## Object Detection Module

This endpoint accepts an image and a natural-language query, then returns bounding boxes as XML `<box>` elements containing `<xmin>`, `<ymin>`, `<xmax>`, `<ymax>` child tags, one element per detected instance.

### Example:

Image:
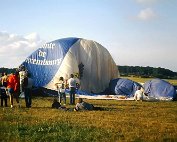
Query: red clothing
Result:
<box><xmin>14</xmin><ymin>74</ymin><xmax>20</xmax><ymax>92</ymax></box>
<box><xmin>7</xmin><ymin>74</ymin><xmax>15</xmax><ymax>89</ymax></box>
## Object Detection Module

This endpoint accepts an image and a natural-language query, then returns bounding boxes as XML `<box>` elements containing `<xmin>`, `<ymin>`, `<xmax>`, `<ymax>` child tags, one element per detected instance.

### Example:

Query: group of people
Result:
<box><xmin>1</xmin><ymin>72</ymin><xmax>143</xmax><ymax>111</ymax></box>
<box><xmin>0</xmin><ymin>70</ymin><xmax>33</xmax><ymax>108</ymax></box>
<box><xmin>53</xmin><ymin>73</ymin><xmax>96</xmax><ymax>111</ymax></box>
<box><xmin>1</xmin><ymin>71</ymin><xmax>145</xmax><ymax>110</ymax></box>
<box><xmin>54</xmin><ymin>73</ymin><xmax>80</xmax><ymax>105</ymax></box>
<box><xmin>53</xmin><ymin>73</ymin><xmax>145</xmax><ymax>111</ymax></box>
<box><xmin>0</xmin><ymin>71</ymin><xmax>93</xmax><ymax>111</ymax></box>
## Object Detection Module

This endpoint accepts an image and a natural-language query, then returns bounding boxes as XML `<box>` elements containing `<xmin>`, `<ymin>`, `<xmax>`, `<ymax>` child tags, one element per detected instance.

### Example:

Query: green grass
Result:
<box><xmin>0</xmin><ymin>97</ymin><xmax>177</xmax><ymax>142</ymax></box>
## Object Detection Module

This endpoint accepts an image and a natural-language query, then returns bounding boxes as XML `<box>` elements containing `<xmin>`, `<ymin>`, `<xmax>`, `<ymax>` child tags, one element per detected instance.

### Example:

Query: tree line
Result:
<box><xmin>0</xmin><ymin>66</ymin><xmax>177</xmax><ymax>79</ymax></box>
<box><xmin>0</xmin><ymin>67</ymin><xmax>16</xmax><ymax>76</ymax></box>
<box><xmin>118</xmin><ymin>66</ymin><xmax>177</xmax><ymax>79</ymax></box>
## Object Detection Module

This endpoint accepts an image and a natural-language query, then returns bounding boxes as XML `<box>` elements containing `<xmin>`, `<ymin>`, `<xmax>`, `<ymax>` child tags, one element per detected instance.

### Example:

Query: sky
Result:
<box><xmin>0</xmin><ymin>0</ymin><xmax>177</xmax><ymax>72</ymax></box>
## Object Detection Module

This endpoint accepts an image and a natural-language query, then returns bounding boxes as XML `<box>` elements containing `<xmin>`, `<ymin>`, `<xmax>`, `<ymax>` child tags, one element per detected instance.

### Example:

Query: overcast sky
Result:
<box><xmin>0</xmin><ymin>0</ymin><xmax>177</xmax><ymax>72</ymax></box>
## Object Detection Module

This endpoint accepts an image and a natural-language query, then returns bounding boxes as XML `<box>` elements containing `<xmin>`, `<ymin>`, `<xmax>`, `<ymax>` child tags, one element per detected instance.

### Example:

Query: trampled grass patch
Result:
<box><xmin>0</xmin><ymin>97</ymin><xmax>177</xmax><ymax>142</ymax></box>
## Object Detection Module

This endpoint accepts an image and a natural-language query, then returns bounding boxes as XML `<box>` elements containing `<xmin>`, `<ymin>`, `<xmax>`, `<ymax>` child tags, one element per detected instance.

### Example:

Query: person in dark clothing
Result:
<box><xmin>52</xmin><ymin>98</ymin><xmax>67</xmax><ymax>110</ymax></box>
<box><xmin>52</xmin><ymin>98</ymin><xmax>61</xmax><ymax>109</ymax></box>
<box><xmin>24</xmin><ymin>73</ymin><xmax>33</xmax><ymax>108</ymax></box>
<box><xmin>1</xmin><ymin>72</ymin><xmax>8</xmax><ymax>107</ymax></box>
<box><xmin>0</xmin><ymin>86</ymin><xmax>8</xmax><ymax>107</ymax></box>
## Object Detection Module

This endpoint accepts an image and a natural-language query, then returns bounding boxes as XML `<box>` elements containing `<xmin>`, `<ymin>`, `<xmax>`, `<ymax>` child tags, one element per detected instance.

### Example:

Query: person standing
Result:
<box><xmin>24</xmin><ymin>73</ymin><xmax>33</xmax><ymax>108</ymax></box>
<box><xmin>67</xmin><ymin>74</ymin><xmax>77</xmax><ymax>105</ymax></box>
<box><xmin>0</xmin><ymin>86</ymin><xmax>8</xmax><ymax>107</ymax></box>
<box><xmin>7</xmin><ymin>73</ymin><xmax>15</xmax><ymax>108</ymax></box>
<box><xmin>1</xmin><ymin>72</ymin><xmax>8</xmax><ymax>107</ymax></box>
<box><xmin>14</xmin><ymin>71</ymin><xmax>21</xmax><ymax>107</ymax></box>
<box><xmin>74</xmin><ymin>74</ymin><xmax>80</xmax><ymax>92</ymax></box>
<box><xmin>1</xmin><ymin>72</ymin><xmax>8</xmax><ymax>87</ymax></box>
<box><xmin>55</xmin><ymin>76</ymin><xmax>66</xmax><ymax>105</ymax></box>
<box><xmin>19</xmin><ymin>69</ymin><xmax>27</xmax><ymax>94</ymax></box>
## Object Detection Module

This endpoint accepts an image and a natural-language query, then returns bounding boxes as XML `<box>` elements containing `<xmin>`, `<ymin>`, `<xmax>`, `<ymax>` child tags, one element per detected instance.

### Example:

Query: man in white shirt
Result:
<box><xmin>67</xmin><ymin>74</ymin><xmax>77</xmax><ymax>105</ymax></box>
<box><xmin>134</xmin><ymin>86</ymin><xmax>143</xmax><ymax>101</ymax></box>
<box><xmin>19</xmin><ymin>70</ymin><xmax>26</xmax><ymax>93</ymax></box>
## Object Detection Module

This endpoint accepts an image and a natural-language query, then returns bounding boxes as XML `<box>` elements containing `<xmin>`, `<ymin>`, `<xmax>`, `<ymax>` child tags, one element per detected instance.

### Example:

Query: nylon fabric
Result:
<box><xmin>143</xmin><ymin>78</ymin><xmax>176</xmax><ymax>99</ymax></box>
<box><xmin>46</xmin><ymin>38</ymin><xmax>118</xmax><ymax>93</ymax></box>
<box><xmin>23</xmin><ymin>38</ymin><xmax>79</xmax><ymax>87</ymax></box>
<box><xmin>109</xmin><ymin>78</ymin><xmax>141</xmax><ymax>97</ymax></box>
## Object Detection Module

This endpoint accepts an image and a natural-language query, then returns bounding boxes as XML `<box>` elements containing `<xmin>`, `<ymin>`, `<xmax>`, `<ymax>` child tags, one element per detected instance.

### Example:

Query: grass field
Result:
<box><xmin>0</xmin><ymin>96</ymin><xmax>177</xmax><ymax>142</ymax></box>
<box><xmin>0</xmin><ymin>77</ymin><xmax>177</xmax><ymax>142</ymax></box>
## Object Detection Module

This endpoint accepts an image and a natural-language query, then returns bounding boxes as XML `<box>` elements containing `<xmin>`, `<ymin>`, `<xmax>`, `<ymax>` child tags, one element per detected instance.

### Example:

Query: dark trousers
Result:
<box><xmin>1</xmin><ymin>88</ymin><xmax>7</xmax><ymax>107</ymax></box>
<box><xmin>1</xmin><ymin>96</ymin><xmax>7</xmax><ymax>107</ymax></box>
<box><xmin>24</xmin><ymin>88</ymin><xmax>32</xmax><ymax>108</ymax></box>
<box><xmin>69</xmin><ymin>87</ymin><xmax>76</xmax><ymax>105</ymax></box>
